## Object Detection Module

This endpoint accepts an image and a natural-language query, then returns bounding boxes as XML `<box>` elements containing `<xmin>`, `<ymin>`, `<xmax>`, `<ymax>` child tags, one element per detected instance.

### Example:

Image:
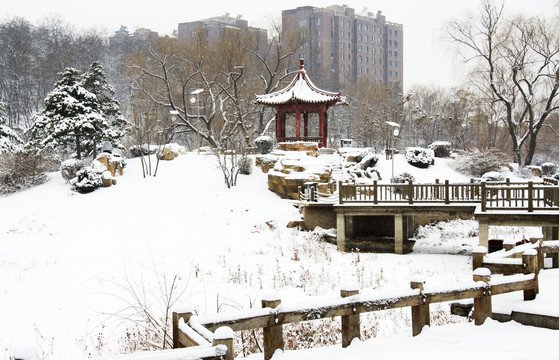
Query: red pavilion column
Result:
<box><xmin>319</xmin><ymin>105</ymin><xmax>326</xmax><ymax>147</ymax></box>
<box><xmin>276</xmin><ymin>106</ymin><xmax>281</xmax><ymax>143</ymax></box>
<box><xmin>303</xmin><ymin>112</ymin><xmax>309</xmax><ymax>138</ymax></box>
<box><xmin>295</xmin><ymin>105</ymin><xmax>301</xmax><ymax>139</ymax></box>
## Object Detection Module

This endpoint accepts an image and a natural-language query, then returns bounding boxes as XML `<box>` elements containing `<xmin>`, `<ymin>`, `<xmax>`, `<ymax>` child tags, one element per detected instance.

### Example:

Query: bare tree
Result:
<box><xmin>447</xmin><ymin>0</ymin><xmax>559</xmax><ymax>165</ymax></box>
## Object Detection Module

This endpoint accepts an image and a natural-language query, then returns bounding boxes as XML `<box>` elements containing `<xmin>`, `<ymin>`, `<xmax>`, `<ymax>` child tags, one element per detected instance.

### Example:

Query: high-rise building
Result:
<box><xmin>282</xmin><ymin>5</ymin><xmax>403</xmax><ymax>89</ymax></box>
<box><xmin>177</xmin><ymin>13</ymin><xmax>267</xmax><ymax>50</ymax></box>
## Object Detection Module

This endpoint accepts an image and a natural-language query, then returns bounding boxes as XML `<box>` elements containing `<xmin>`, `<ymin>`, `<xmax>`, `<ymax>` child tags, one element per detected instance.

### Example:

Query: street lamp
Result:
<box><xmin>385</xmin><ymin>121</ymin><xmax>400</xmax><ymax>183</ymax></box>
<box><xmin>190</xmin><ymin>88</ymin><xmax>204</xmax><ymax>121</ymax></box>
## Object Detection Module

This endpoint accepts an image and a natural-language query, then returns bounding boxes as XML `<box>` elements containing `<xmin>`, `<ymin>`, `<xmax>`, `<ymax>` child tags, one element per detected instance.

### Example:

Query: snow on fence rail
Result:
<box><xmin>474</xmin><ymin>239</ymin><xmax>559</xmax><ymax>275</ymax></box>
<box><xmin>336</xmin><ymin>178</ymin><xmax>559</xmax><ymax>212</ymax></box>
<box><xmin>171</xmin><ymin>257</ymin><xmax>538</xmax><ymax>360</ymax></box>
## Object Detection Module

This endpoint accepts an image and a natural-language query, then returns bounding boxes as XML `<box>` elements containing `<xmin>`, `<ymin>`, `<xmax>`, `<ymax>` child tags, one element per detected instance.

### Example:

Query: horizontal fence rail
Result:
<box><xmin>336</xmin><ymin>178</ymin><xmax>559</xmax><ymax>212</ymax></box>
<box><xmin>172</xmin><ymin>256</ymin><xmax>539</xmax><ymax>360</ymax></box>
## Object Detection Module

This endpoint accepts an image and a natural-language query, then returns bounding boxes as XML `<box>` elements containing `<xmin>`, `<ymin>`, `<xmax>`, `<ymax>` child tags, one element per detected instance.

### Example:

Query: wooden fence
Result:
<box><xmin>337</xmin><ymin>178</ymin><xmax>559</xmax><ymax>212</ymax></box>
<box><xmin>172</xmin><ymin>257</ymin><xmax>538</xmax><ymax>360</ymax></box>
<box><xmin>474</xmin><ymin>239</ymin><xmax>559</xmax><ymax>275</ymax></box>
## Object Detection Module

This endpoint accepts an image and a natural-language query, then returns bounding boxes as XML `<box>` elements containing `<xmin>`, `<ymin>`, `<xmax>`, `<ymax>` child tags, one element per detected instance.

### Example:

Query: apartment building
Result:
<box><xmin>109</xmin><ymin>26</ymin><xmax>159</xmax><ymax>52</ymax></box>
<box><xmin>282</xmin><ymin>5</ymin><xmax>403</xmax><ymax>89</ymax></box>
<box><xmin>177</xmin><ymin>13</ymin><xmax>267</xmax><ymax>50</ymax></box>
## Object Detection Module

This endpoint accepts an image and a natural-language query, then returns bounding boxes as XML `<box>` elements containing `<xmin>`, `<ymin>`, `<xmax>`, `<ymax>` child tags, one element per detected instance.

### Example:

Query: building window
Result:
<box><xmin>341</xmin><ymin>64</ymin><xmax>345</xmax><ymax>70</ymax></box>
<box><xmin>389</xmin><ymin>29</ymin><xmax>392</xmax><ymax>35</ymax></box>
<box><xmin>358</xmin><ymin>23</ymin><xmax>362</xmax><ymax>30</ymax></box>
<box><xmin>316</xmin><ymin>30</ymin><xmax>321</xmax><ymax>36</ymax></box>
<box><xmin>299</xmin><ymin>53</ymin><xmax>306</xmax><ymax>59</ymax></box>
<box><xmin>340</xmin><ymin>19</ymin><xmax>344</xmax><ymax>27</ymax></box>
<box><xmin>317</xmin><ymin>41</ymin><xmax>321</xmax><ymax>48</ymax></box>
<box><xmin>358</xmin><ymin>55</ymin><xmax>362</xmax><ymax>63</ymax></box>
<box><xmin>372</xmin><ymin>26</ymin><xmax>375</xmax><ymax>32</ymax></box>
<box><xmin>389</xmin><ymin>50</ymin><xmax>392</xmax><ymax>56</ymax></box>
<box><xmin>331</xmin><ymin>64</ymin><xmax>334</xmax><ymax>70</ymax></box>
<box><xmin>341</xmin><ymin>53</ymin><xmax>344</xmax><ymax>59</ymax></box>
<box><xmin>347</xmin><ymin>31</ymin><xmax>351</xmax><ymax>38</ymax></box>
<box><xmin>348</xmin><ymin>65</ymin><xmax>351</xmax><ymax>71</ymax></box>
<box><xmin>379</xmin><ymin>49</ymin><xmax>382</xmax><ymax>54</ymax></box>
<box><xmin>298</xmin><ymin>20</ymin><xmax>308</xmax><ymax>27</ymax></box>
<box><xmin>372</xmin><ymin>68</ymin><xmax>376</xmax><ymax>75</ymax></box>
<box><xmin>395</xmin><ymin>30</ymin><xmax>398</xmax><ymax>36</ymax></box>
<box><xmin>378</xmin><ymin>37</ymin><xmax>381</xmax><ymax>44</ymax></box>
<box><xmin>365</xmin><ymin>35</ymin><xmax>368</xmax><ymax>42</ymax></box>
<box><xmin>389</xmin><ymin>60</ymin><xmax>392</xmax><ymax>66</ymax></box>
<box><xmin>395</xmin><ymin>71</ymin><xmax>398</xmax><ymax>77</ymax></box>
<box><xmin>359</xmin><ymin>67</ymin><xmax>362</xmax><ymax>73</ymax></box>
<box><xmin>372</xmin><ymin>36</ymin><xmax>375</xmax><ymax>43</ymax></box>
<box><xmin>395</xmin><ymin>61</ymin><xmax>398</xmax><ymax>67</ymax></box>
<box><xmin>347</xmin><ymin>43</ymin><xmax>351</xmax><ymax>50</ymax></box>
<box><xmin>379</xmin><ymin>58</ymin><xmax>382</xmax><ymax>65</ymax></box>
<box><xmin>394</xmin><ymin>40</ymin><xmax>398</xmax><ymax>46</ymax></box>
<box><xmin>331</xmin><ymin>52</ymin><xmax>334</xmax><ymax>58</ymax></box>
<box><xmin>372</xmin><ymin>58</ymin><xmax>375</xmax><ymax>64</ymax></box>
<box><xmin>366</xmin><ymin>57</ymin><xmax>369</xmax><ymax>63</ymax></box>
<box><xmin>340</xmin><ymin>31</ymin><xmax>344</xmax><ymax>38</ymax></box>
<box><xmin>379</xmin><ymin>69</ymin><xmax>382</xmax><ymax>75</ymax></box>
<box><xmin>358</xmin><ymin>34</ymin><xmax>362</xmax><ymax>41</ymax></box>
<box><xmin>358</xmin><ymin>45</ymin><xmax>362</xmax><ymax>52</ymax></box>
<box><xmin>348</xmin><ymin>54</ymin><xmax>351</xmax><ymax>61</ymax></box>
<box><xmin>365</xmin><ymin>24</ymin><xmax>369</xmax><ymax>31</ymax></box>
<box><xmin>317</xmin><ymin>53</ymin><xmax>321</xmax><ymax>59</ymax></box>
<box><xmin>394</xmin><ymin>51</ymin><xmax>398</xmax><ymax>57</ymax></box>
<box><xmin>316</xmin><ymin>18</ymin><xmax>321</xmax><ymax>25</ymax></box>
<box><xmin>389</xmin><ymin>40</ymin><xmax>392</xmax><ymax>46</ymax></box>
<box><xmin>366</xmin><ymin>68</ymin><xmax>369</xmax><ymax>74</ymax></box>
<box><xmin>341</xmin><ymin>42</ymin><xmax>344</xmax><ymax>49</ymax></box>
<box><xmin>366</xmin><ymin>46</ymin><xmax>369</xmax><ymax>53</ymax></box>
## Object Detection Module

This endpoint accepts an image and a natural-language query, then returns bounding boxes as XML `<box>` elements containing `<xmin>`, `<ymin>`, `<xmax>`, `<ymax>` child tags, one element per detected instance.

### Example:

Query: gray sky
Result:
<box><xmin>2</xmin><ymin>0</ymin><xmax>557</xmax><ymax>91</ymax></box>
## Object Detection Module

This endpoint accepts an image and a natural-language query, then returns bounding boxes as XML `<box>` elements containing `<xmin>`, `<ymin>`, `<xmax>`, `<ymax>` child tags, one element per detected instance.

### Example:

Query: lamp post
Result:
<box><xmin>190</xmin><ymin>88</ymin><xmax>204</xmax><ymax>121</ymax></box>
<box><xmin>385</xmin><ymin>121</ymin><xmax>400</xmax><ymax>183</ymax></box>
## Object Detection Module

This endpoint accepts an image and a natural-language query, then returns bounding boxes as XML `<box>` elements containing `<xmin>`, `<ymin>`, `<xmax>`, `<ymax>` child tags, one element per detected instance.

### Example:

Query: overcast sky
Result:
<box><xmin>2</xmin><ymin>0</ymin><xmax>557</xmax><ymax>91</ymax></box>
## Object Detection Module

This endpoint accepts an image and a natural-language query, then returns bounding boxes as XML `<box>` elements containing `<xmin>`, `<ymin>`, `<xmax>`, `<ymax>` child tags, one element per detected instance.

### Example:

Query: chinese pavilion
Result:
<box><xmin>255</xmin><ymin>59</ymin><xmax>346</xmax><ymax>148</ymax></box>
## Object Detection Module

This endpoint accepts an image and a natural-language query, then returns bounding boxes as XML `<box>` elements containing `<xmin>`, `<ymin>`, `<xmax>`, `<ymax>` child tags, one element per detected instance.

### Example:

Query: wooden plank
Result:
<box><xmin>491</xmin><ymin>279</ymin><xmax>536</xmax><ymax>295</ymax></box>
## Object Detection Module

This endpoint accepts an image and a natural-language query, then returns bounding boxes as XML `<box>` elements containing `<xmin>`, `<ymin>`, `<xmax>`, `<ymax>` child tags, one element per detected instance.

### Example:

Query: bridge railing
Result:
<box><xmin>337</xmin><ymin>179</ymin><xmax>559</xmax><ymax>212</ymax></box>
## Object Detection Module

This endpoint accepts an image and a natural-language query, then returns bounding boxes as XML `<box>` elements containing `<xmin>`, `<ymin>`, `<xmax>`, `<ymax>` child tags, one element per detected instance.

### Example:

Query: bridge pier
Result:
<box><xmin>479</xmin><ymin>220</ymin><xmax>489</xmax><ymax>249</ymax></box>
<box><xmin>395</xmin><ymin>214</ymin><xmax>404</xmax><ymax>254</ymax></box>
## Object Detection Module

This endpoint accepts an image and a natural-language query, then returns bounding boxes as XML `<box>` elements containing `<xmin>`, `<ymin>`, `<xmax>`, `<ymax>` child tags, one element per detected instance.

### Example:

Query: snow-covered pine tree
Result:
<box><xmin>0</xmin><ymin>102</ymin><xmax>22</xmax><ymax>153</ymax></box>
<box><xmin>28</xmin><ymin>68</ymin><xmax>103</xmax><ymax>159</ymax></box>
<box><xmin>80</xmin><ymin>62</ymin><xmax>127</xmax><ymax>156</ymax></box>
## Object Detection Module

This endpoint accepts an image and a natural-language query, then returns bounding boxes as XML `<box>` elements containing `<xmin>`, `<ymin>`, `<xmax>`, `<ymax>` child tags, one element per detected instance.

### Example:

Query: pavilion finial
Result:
<box><xmin>299</xmin><ymin>58</ymin><xmax>305</xmax><ymax>70</ymax></box>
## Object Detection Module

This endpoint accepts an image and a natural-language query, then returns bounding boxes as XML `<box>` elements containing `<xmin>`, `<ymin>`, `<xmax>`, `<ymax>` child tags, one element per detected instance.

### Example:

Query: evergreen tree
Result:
<box><xmin>0</xmin><ymin>102</ymin><xmax>22</xmax><ymax>153</ymax></box>
<box><xmin>28</xmin><ymin>64</ymin><xmax>127</xmax><ymax>159</ymax></box>
<box><xmin>80</xmin><ymin>61</ymin><xmax>127</xmax><ymax>156</ymax></box>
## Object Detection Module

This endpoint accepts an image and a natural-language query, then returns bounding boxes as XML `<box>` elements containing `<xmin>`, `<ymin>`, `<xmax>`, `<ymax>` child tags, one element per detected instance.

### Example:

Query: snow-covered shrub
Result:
<box><xmin>453</xmin><ymin>148</ymin><xmax>509</xmax><ymax>177</ymax></box>
<box><xmin>428</xmin><ymin>141</ymin><xmax>451</xmax><ymax>158</ymax></box>
<box><xmin>553</xmin><ymin>173</ymin><xmax>559</xmax><ymax>181</ymax></box>
<box><xmin>481</xmin><ymin>171</ymin><xmax>504</xmax><ymax>182</ymax></box>
<box><xmin>60</xmin><ymin>158</ymin><xmax>85</xmax><ymax>182</ymax></box>
<box><xmin>356</xmin><ymin>148</ymin><xmax>375</xmax><ymax>163</ymax></box>
<box><xmin>129</xmin><ymin>145</ymin><xmax>149</xmax><ymax>157</ymax></box>
<box><xmin>71</xmin><ymin>167</ymin><xmax>102</xmax><ymax>193</ymax></box>
<box><xmin>0</xmin><ymin>150</ymin><xmax>50</xmax><ymax>194</ymax></box>
<box><xmin>255</xmin><ymin>136</ymin><xmax>274</xmax><ymax>154</ymax></box>
<box><xmin>358</xmin><ymin>153</ymin><xmax>379</xmax><ymax>170</ymax></box>
<box><xmin>394</xmin><ymin>172</ymin><xmax>416</xmax><ymax>184</ymax></box>
<box><xmin>405</xmin><ymin>147</ymin><xmax>434</xmax><ymax>168</ymax></box>
<box><xmin>541</xmin><ymin>162</ymin><xmax>558</xmax><ymax>176</ymax></box>
<box><xmin>239</xmin><ymin>155</ymin><xmax>253</xmax><ymax>175</ymax></box>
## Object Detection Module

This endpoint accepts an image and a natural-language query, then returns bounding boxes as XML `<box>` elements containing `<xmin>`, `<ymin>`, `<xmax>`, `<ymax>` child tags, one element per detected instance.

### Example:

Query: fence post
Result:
<box><xmin>444</xmin><ymin>180</ymin><xmax>450</xmax><ymax>204</ymax></box>
<box><xmin>528</xmin><ymin>181</ymin><xmax>534</xmax><ymax>212</ymax></box>
<box><xmin>410</xmin><ymin>278</ymin><xmax>430</xmax><ymax>336</ymax></box>
<box><xmin>172</xmin><ymin>310</ymin><xmax>193</xmax><ymax>348</ymax></box>
<box><xmin>472</xmin><ymin>268</ymin><xmax>492</xmax><ymax>325</ymax></box>
<box><xmin>523</xmin><ymin>249</ymin><xmax>539</xmax><ymax>300</ymax></box>
<box><xmin>481</xmin><ymin>182</ymin><xmax>487</xmax><ymax>211</ymax></box>
<box><xmin>506</xmin><ymin>178</ymin><xmax>511</xmax><ymax>202</ymax></box>
<box><xmin>340</xmin><ymin>285</ymin><xmax>361</xmax><ymax>347</ymax></box>
<box><xmin>435</xmin><ymin>179</ymin><xmax>440</xmax><ymax>199</ymax></box>
<box><xmin>262</xmin><ymin>296</ymin><xmax>284</xmax><ymax>360</ymax></box>
<box><xmin>373</xmin><ymin>180</ymin><xmax>378</xmax><ymax>204</ymax></box>
<box><xmin>408</xmin><ymin>180</ymin><xmax>414</xmax><ymax>204</ymax></box>
<box><xmin>213</xmin><ymin>327</ymin><xmax>234</xmax><ymax>360</ymax></box>
<box><xmin>472</xmin><ymin>246</ymin><xmax>487</xmax><ymax>271</ymax></box>
<box><xmin>338</xmin><ymin>181</ymin><xmax>343</xmax><ymax>204</ymax></box>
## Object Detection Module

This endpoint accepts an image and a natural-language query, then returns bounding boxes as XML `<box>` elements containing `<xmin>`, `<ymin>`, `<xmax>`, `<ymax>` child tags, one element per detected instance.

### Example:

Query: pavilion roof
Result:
<box><xmin>255</xmin><ymin>59</ymin><xmax>347</xmax><ymax>106</ymax></box>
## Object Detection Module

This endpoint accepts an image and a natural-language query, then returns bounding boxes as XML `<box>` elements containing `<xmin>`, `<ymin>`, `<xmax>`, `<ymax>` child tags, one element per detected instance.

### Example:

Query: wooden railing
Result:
<box><xmin>172</xmin><ymin>260</ymin><xmax>538</xmax><ymax>360</ymax></box>
<box><xmin>474</xmin><ymin>239</ymin><xmax>559</xmax><ymax>275</ymax></box>
<box><xmin>337</xmin><ymin>178</ymin><xmax>559</xmax><ymax>212</ymax></box>
<box><xmin>277</xmin><ymin>137</ymin><xmax>323</xmax><ymax>143</ymax></box>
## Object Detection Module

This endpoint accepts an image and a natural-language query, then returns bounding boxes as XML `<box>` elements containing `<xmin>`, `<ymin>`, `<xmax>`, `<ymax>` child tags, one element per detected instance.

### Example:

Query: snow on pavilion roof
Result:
<box><xmin>255</xmin><ymin>59</ymin><xmax>347</xmax><ymax>106</ymax></box>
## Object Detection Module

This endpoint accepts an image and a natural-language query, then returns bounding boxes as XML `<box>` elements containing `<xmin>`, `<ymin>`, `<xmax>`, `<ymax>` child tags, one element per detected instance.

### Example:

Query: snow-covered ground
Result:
<box><xmin>0</xmin><ymin>152</ymin><xmax>552</xmax><ymax>359</ymax></box>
